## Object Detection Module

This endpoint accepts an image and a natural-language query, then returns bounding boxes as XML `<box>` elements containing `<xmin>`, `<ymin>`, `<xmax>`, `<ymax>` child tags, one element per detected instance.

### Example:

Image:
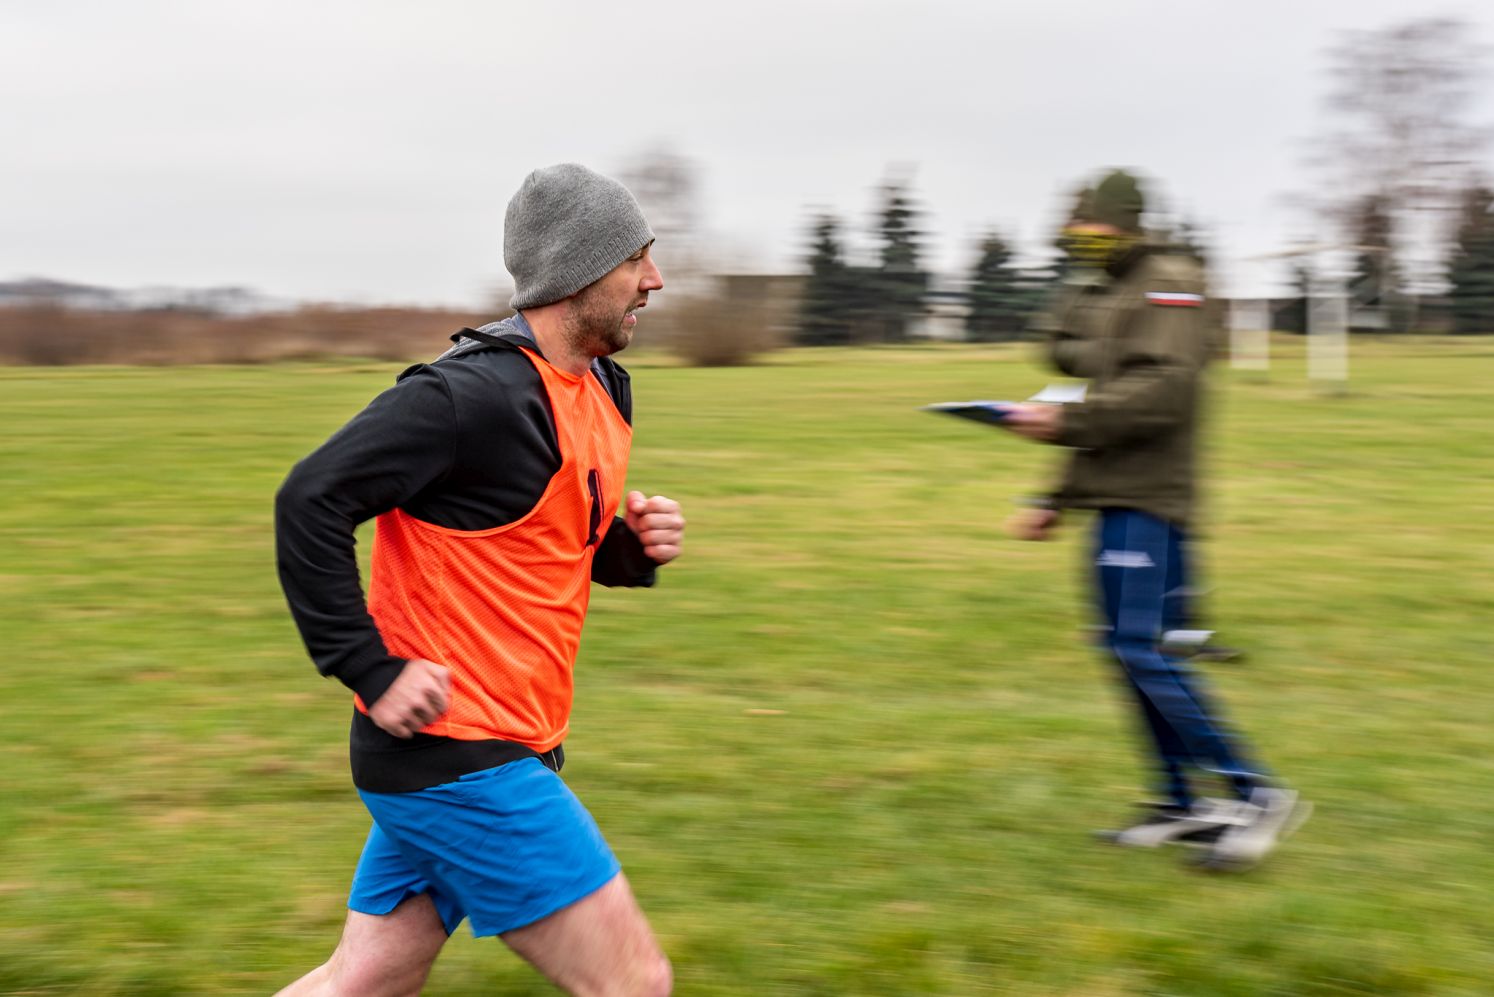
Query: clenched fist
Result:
<box><xmin>369</xmin><ymin>658</ymin><xmax>451</xmax><ymax>739</ymax></box>
<box><xmin>625</xmin><ymin>491</ymin><xmax>685</xmax><ymax>565</ymax></box>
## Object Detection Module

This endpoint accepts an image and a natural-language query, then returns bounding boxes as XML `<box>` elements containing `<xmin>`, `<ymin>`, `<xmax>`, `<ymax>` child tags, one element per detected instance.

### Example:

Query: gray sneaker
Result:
<box><xmin>1197</xmin><ymin>787</ymin><xmax>1311</xmax><ymax>872</ymax></box>
<box><xmin>1096</xmin><ymin>798</ymin><xmax>1249</xmax><ymax>848</ymax></box>
<box><xmin>1161</xmin><ymin>629</ymin><xmax>1247</xmax><ymax>664</ymax></box>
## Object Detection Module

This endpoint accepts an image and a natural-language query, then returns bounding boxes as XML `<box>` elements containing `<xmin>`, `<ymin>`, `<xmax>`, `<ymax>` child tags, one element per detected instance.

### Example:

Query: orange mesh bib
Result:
<box><xmin>362</xmin><ymin>347</ymin><xmax>633</xmax><ymax>750</ymax></box>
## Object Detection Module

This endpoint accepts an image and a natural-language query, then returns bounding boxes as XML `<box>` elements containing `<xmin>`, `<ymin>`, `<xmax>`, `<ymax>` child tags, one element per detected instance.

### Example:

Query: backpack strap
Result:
<box><xmin>446</xmin><ymin>327</ymin><xmax>632</xmax><ymax>424</ymax></box>
<box><xmin>450</xmin><ymin>326</ymin><xmax>533</xmax><ymax>351</ymax></box>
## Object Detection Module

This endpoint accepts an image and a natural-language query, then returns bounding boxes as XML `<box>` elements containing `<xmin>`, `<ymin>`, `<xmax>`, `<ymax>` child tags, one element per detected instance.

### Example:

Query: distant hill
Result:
<box><xmin>0</xmin><ymin>277</ymin><xmax>291</xmax><ymax>316</ymax></box>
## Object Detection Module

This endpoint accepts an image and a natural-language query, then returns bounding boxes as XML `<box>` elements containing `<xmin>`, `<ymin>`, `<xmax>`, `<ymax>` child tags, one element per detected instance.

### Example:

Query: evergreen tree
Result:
<box><xmin>965</xmin><ymin>230</ymin><xmax>1028</xmax><ymax>342</ymax></box>
<box><xmin>797</xmin><ymin>213</ymin><xmax>853</xmax><ymax>346</ymax></box>
<box><xmin>1015</xmin><ymin>260</ymin><xmax>1060</xmax><ymax>324</ymax></box>
<box><xmin>1448</xmin><ymin>184</ymin><xmax>1494</xmax><ymax>334</ymax></box>
<box><xmin>871</xmin><ymin>179</ymin><xmax>928</xmax><ymax>342</ymax></box>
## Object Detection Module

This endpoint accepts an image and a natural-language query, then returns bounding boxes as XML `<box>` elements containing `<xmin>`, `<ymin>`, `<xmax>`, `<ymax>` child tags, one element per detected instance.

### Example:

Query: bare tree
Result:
<box><xmin>615</xmin><ymin>145</ymin><xmax>705</xmax><ymax>286</ymax></box>
<box><xmin>1303</xmin><ymin>17</ymin><xmax>1490</xmax><ymax>313</ymax></box>
<box><xmin>617</xmin><ymin>146</ymin><xmax>785</xmax><ymax>365</ymax></box>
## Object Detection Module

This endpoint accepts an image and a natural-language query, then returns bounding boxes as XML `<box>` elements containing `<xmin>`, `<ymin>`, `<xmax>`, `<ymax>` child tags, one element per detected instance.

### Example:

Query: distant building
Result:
<box><xmin>706</xmin><ymin>268</ymin><xmax>1060</xmax><ymax>345</ymax></box>
<box><xmin>909</xmin><ymin>272</ymin><xmax>970</xmax><ymax>341</ymax></box>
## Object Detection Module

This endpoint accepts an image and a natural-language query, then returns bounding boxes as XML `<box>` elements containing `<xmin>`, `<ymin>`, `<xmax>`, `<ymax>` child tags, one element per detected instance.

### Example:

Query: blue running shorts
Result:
<box><xmin>348</xmin><ymin>757</ymin><xmax>621</xmax><ymax>937</ymax></box>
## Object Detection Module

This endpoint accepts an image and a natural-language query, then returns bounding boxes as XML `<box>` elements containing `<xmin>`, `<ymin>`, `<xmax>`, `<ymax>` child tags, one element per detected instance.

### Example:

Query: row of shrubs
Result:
<box><xmin>0</xmin><ymin>304</ymin><xmax>492</xmax><ymax>366</ymax></box>
<box><xmin>0</xmin><ymin>294</ymin><xmax>788</xmax><ymax>368</ymax></box>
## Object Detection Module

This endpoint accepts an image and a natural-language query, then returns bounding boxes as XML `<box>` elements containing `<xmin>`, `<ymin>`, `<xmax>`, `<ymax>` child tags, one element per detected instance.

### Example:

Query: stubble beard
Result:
<box><xmin>566</xmin><ymin>286</ymin><xmax>636</xmax><ymax>359</ymax></box>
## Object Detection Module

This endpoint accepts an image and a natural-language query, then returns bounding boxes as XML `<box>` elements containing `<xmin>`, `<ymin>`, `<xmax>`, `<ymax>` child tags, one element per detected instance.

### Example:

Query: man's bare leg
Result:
<box><xmin>501</xmin><ymin>873</ymin><xmax>671</xmax><ymax>997</ymax></box>
<box><xmin>275</xmin><ymin>893</ymin><xmax>449</xmax><ymax>997</ymax></box>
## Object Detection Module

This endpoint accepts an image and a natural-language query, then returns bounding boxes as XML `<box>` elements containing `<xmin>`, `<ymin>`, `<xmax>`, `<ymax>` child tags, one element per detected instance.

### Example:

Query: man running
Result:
<box><xmin>275</xmin><ymin>164</ymin><xmax>681</xmax><ymax>994</ymax></box>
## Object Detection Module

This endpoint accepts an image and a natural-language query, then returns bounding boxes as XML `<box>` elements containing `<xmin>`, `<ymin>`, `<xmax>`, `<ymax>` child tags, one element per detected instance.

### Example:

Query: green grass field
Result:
<box><xmin>2</xmin><ymin>338</ymin><xmax>1491</xmax><ymax>995</ymax></box>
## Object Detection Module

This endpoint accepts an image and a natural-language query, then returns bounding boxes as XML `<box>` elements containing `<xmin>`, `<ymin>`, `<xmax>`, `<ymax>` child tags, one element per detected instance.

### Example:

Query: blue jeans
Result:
<box><xmin>1094</xmin><ymin>509</ymin><xmax>1264</xmax><ymax>807</ymax></box>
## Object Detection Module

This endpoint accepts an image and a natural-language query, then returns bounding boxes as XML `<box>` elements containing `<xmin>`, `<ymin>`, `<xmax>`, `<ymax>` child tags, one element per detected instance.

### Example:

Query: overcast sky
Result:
<box><xmin>4</xmin><ymin>0</ymin><xmax>1492</xmax><ymax>307</ymax></box>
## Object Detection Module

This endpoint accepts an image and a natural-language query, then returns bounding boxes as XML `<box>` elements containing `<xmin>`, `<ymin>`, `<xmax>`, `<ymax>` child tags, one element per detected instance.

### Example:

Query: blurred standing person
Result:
<box><xmin>1003</xmin><ymin>169</ymin><xmax>1307</xmax><ymax>872</ymax></box>
<box><xmin>275</xmin><ymin>164</ymin><xmax>681</xmax><ymax>995</ymax></box>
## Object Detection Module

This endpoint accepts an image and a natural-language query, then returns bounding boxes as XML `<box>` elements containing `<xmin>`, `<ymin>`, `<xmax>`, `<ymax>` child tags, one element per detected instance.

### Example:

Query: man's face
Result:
<box><xmin>565</xmin><ymin>242</ymin><xmax>664</xmax><ymax>357</ymax></box>
<box><xmin>1061</xmin><ymin>221</ymin><xmax>1134</xmax><ymax>267</ymax></box>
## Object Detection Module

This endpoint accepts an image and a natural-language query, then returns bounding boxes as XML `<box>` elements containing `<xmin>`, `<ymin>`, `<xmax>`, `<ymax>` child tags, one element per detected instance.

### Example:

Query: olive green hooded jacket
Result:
<box><xmin>1034</xmin><ymin>246</ymin><xmax>1216</xmax><ymax>527</ymax></box>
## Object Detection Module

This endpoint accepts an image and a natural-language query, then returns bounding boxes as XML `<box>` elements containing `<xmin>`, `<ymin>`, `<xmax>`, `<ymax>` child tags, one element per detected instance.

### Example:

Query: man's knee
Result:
<box><xmin>318</xmin><ymin>901</ymin><xmax>446</xmax><ymax>997</ymax></box>
<box><xmin>637</xmin><ymin>952</ymin><xmax>673</xmax><ymax>997</ymax></box>
<box><xmin>581</xmin><ymin>951</ymin><xmax>670</xmax><ymax>997</ymax></box>
<box><xmin>322</xmin><ymin>953</ymin><xmax>429</xmax><ymax>997</ymax></box>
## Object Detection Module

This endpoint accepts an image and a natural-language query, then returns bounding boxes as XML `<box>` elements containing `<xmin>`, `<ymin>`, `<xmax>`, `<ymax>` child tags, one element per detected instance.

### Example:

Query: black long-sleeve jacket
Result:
<box><xmin>275</xmin><ymin>317</ymin><xmax>657</xmax><ymax>790</ymax></box>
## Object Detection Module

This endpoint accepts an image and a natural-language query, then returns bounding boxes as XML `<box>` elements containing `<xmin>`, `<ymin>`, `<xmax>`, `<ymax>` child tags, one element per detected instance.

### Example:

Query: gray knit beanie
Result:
<box><xmin>504</xmin><ymin>164</ymin><xmax>655</xmax><ymax>310</ymax></box>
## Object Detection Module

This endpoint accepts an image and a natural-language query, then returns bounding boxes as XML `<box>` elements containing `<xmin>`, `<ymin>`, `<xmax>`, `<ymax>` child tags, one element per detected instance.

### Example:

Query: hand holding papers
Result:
<box><xmin>922</xmin><ymin>383</ymin><xmax>1086</xmax><ymax>433</ymax></box>
<box><xmin>920</xmin><ymin>400</ymin><xmax>1016</xmax><ymax>426</ymax></box>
